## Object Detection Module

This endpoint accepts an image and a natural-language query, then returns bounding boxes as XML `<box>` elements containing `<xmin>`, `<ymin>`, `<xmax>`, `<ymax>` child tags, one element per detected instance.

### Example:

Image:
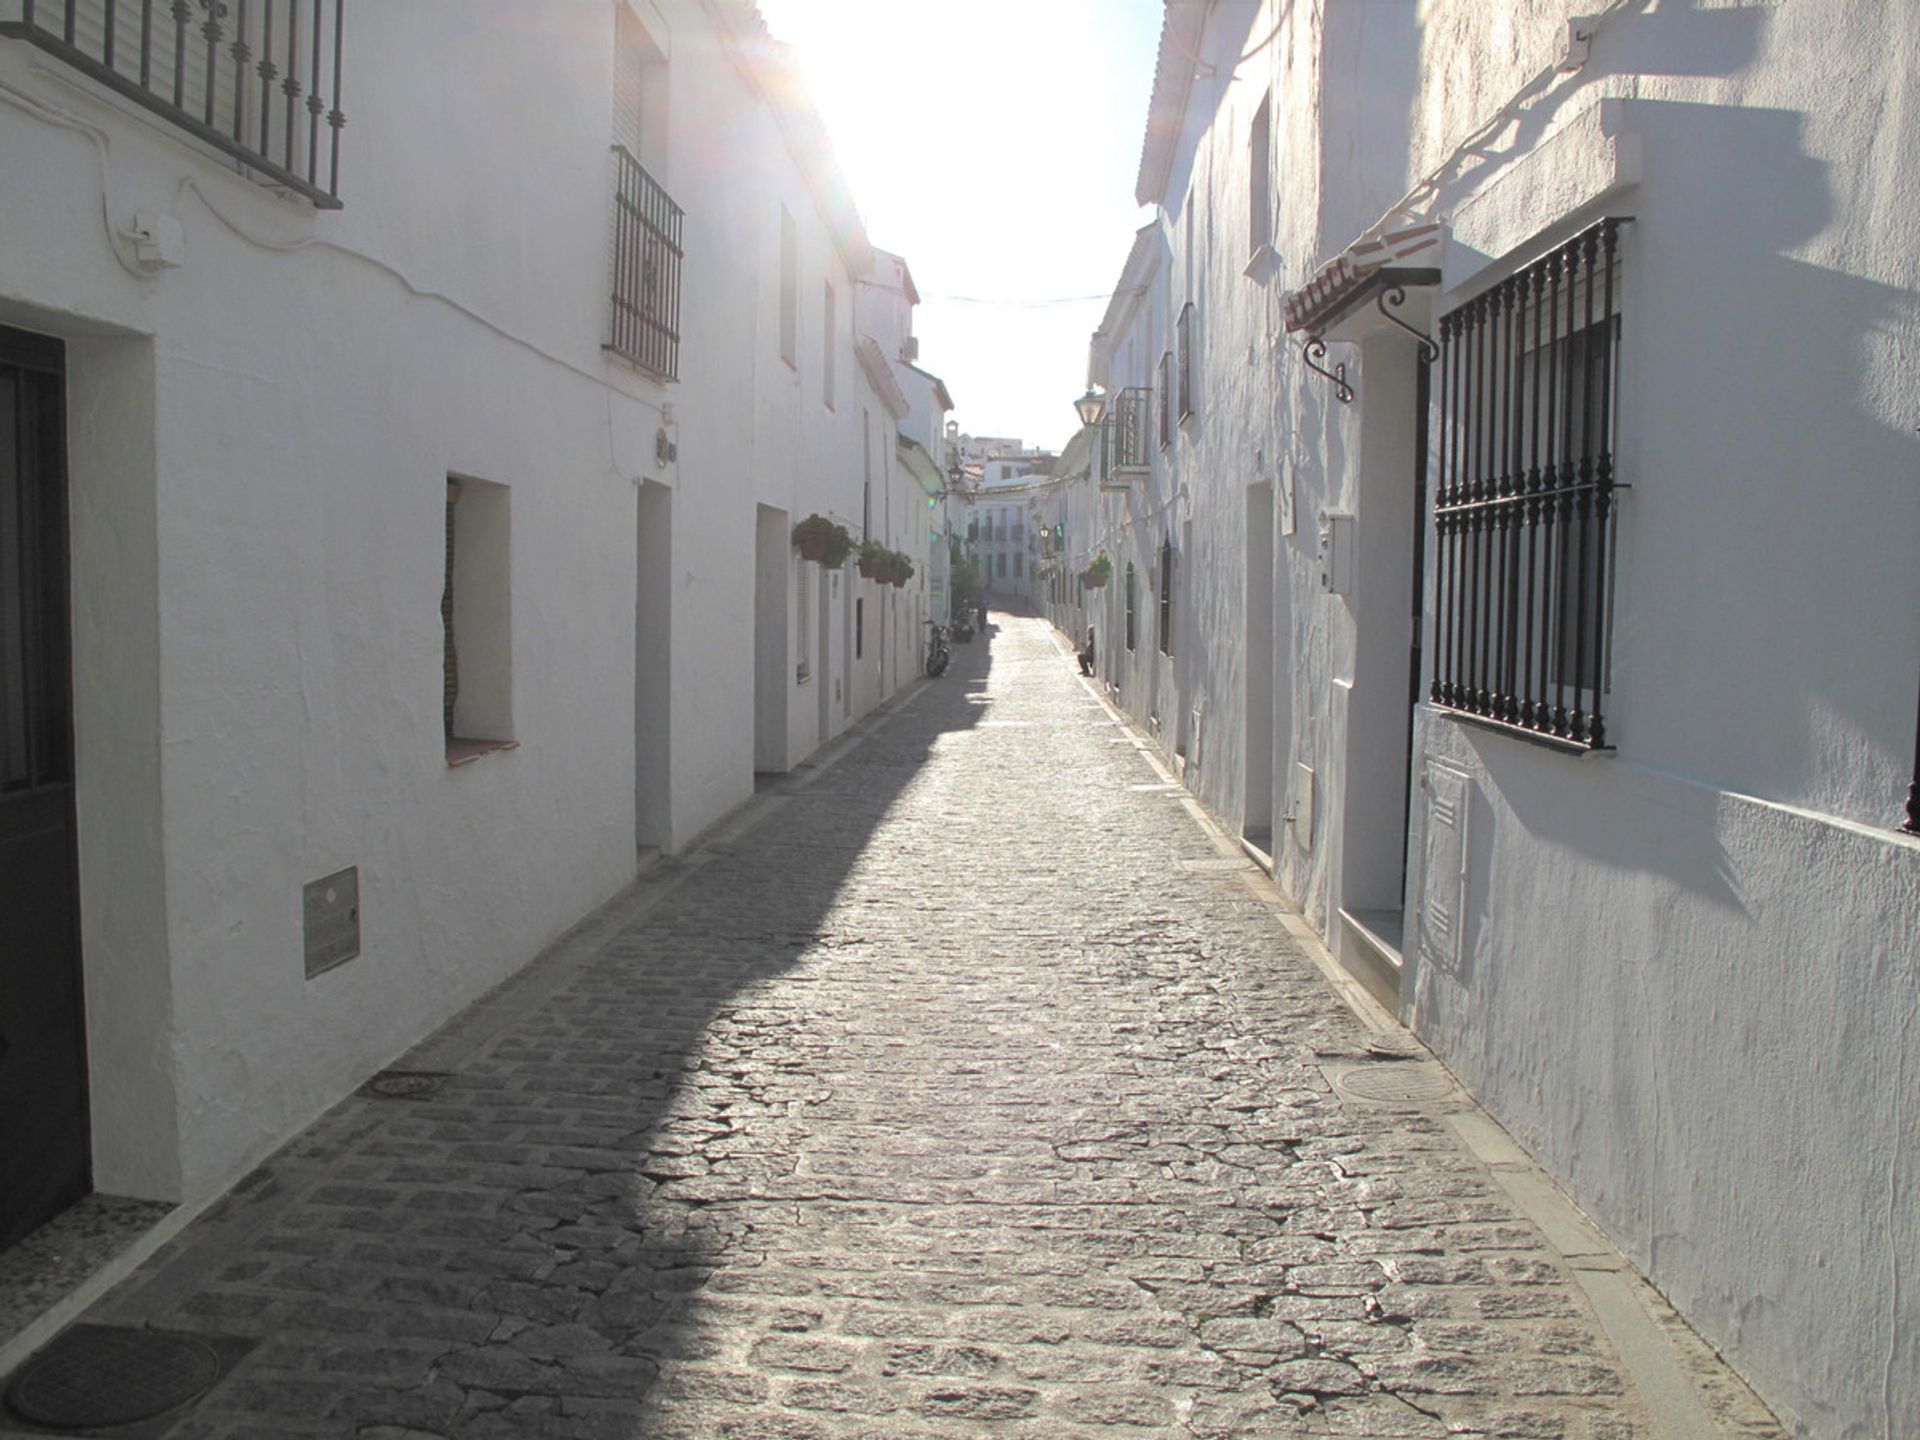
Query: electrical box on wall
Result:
<box><xmin>303</xmin><ymin>867</ymin><xmax>360</xmax><ymax>979</ymax></box>
<box><xmin>1317</xmin><ymin>511</ymin><xmax>1353</xmax><ymax>595</ymax></box>
<box><xmin>1288</xmin><ymin>762</ymin><xmax>1315</xmax><ymax>848</ymax></box>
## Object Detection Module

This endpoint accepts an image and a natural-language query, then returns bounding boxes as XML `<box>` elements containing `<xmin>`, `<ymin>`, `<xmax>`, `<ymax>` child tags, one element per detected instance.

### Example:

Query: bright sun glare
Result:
<box><xmin>755</xmin><ymin>0</ymin><xmax>1163</xmax><ymax>451</ymax></box>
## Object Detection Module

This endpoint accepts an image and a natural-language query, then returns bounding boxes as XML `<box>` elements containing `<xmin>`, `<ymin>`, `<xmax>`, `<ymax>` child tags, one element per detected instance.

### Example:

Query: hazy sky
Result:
<box><xmin>756</xmin><ymin>0</ymin><xmax>1165</xmax><ymax>454</ymax></box>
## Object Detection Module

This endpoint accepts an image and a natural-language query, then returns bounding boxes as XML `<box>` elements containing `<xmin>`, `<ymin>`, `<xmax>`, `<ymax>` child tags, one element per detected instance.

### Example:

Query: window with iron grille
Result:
<box><xmin>608</xmin><ymin>147</ymin><xmax>683</xmax><ymax>380</ymax></box>
<box><xmin>1158</xmin><ymin>352</ymin><xmax>1172</xmax><ymax>448</ymax></box>
<box><xmin>1432</xmin><ymin>216</ymin><xmax>1624</xmax><ymax>751</ymax></box>
<box><xmin>1158</xmin><ymin>538</ymin><xmax>1174</xmax><ymax>655</ymax></box>
<box><xmin>1176</xmin><ymin>303</ymin><xmax>1194</xmax><ymax>421</ymax></box>
<box><xmin>0</xmin><ymin>0</ymin><xmax>348</xmax><ymax>208</ymax></box>
<box><xmin>1125</xmin><ymin>563</ymin><xmax>1137</xmax><ymax>651</ymax></box>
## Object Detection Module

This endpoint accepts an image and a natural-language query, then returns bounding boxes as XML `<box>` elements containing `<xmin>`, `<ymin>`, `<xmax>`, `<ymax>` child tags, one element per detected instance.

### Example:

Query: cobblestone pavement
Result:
<box><xmin>7</xmin><ymin>616</ymin><xmax>1781</xmax><ymax>1440</ymax></box>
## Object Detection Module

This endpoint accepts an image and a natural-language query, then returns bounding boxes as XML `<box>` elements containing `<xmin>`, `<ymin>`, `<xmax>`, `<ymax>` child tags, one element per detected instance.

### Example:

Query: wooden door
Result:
<box><xmin>0</xmin><ymin>325</ymin><xmax>88</xmax><ymax>1252</ymax></box>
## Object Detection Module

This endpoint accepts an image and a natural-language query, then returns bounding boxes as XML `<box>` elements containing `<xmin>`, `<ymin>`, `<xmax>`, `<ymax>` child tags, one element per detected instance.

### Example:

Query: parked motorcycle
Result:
<box><xmin>924</xmin><ymin>621</ymin><xmax>951</xmax><ymax>678</ymax></box>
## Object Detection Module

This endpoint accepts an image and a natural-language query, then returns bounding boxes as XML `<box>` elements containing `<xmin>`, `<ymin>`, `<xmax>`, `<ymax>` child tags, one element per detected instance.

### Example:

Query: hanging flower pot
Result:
<box><xmin>891</xmin><ymin>551</ymin><xmax>914</xmax><ymax>588</ymax></box>
<box><xmin>857</xmin><ymin>540</ymin><xmax>887</xmax><ymax>579</ymax></box>
<box><xmin>792</xmin><ymin>514</ymin><xmax>851</xmax><ymax>567</ymax></box>
<box><xmin>1082</xmin><ymin>553</ymin><xmax>1113</xmax><ymax>588</ymax></box>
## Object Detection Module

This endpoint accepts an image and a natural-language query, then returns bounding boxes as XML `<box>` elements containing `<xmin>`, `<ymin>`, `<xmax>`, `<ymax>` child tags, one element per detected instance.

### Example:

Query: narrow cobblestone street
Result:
<box><xmin>7</xmin><ymin>616</ymin><xmax>1777</xmax><ymax>1440</ymax></box>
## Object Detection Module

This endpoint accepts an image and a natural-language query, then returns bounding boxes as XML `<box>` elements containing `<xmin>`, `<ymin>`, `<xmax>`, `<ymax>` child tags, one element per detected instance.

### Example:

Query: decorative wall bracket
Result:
<box><xmin>1302</xmin><ymin>335</ymin><xmax>1354</xmax><ymax>404</ymax></box>
<box><xmin>1376</xmin><ymin>285</ymin><xmax>1439</xmax><ymax>362</ymax></box>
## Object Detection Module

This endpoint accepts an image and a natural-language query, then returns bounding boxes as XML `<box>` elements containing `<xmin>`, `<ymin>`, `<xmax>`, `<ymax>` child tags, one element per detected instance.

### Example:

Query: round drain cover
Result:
<box><xmin>363</xmin><ymin>1070</ymin><xmax>446</xmax><ymax>1099</ymax></box>
<box><xmin>1336</xmin><ymin>1065</ymin><xmax>1455</xmax><ymax>1105</ymax></box>
<box><xmin>6</xmin><ymin>1325</ymin><xmax>224</xmax><ymax>1428</ymax></box>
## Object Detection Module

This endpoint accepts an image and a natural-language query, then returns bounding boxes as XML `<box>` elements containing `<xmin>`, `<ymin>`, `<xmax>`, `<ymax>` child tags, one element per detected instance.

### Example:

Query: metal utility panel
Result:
<box><xmin>1291</xmin><ymin>762</ymin><xmax>1315</xmax><ymax>848</ymax></box>
<box><xmin>1421</xmin><ymin>763</ymin><xmax>1470</xmax><ymax>976</ymax></box>
<box><xmin>303</xmin><ymin>867</ymin><xmax>361</xmax><ymax>979</ymax></box>
<box><xmin>1317</xmin><ymin>511</ymin><xmax>1354</xmax><ymax>595</ymax></box>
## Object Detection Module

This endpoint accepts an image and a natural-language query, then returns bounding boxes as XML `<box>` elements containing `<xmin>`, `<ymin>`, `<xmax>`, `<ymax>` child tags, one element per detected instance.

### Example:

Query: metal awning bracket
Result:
<box><xmin>1302</xmin><ymin>335</ymin><xmax>1355</xmax><ymax>404</ymax></box>
<box><xmin>1376</xmin><ymin>284</ymin><xmax>1439</xmax><ymax>362</ymax></box>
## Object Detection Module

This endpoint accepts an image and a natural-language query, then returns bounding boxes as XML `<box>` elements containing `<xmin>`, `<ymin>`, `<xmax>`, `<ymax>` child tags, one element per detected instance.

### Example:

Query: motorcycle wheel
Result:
<box><xmin>927</xmin><ymin>649</ymin><xmax>950</xmax><ymax>678</ymax></box>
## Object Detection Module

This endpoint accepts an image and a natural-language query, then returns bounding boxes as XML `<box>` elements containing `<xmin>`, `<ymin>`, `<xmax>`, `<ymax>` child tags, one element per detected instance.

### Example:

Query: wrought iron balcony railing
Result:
<box><xmin>1</xmin><ymin>0</ymin><xmax>346</xmax><ymax>207</ymax></box>
<box><xmin>1100</xmin><ymin>386</ymin><xmax>1151</xmax><ymax>483</ymax></box>
<box><xmin>606</xmin><ymin>144</ymin><xmax>683</xmax><ymax>382</ymax></box>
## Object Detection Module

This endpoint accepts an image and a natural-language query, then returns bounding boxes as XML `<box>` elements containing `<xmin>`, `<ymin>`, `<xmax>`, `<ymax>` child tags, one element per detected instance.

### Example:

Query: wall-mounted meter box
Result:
<box><xmin>1317</xmin><ymin>511</ymin><xmax>1354</xmax><ymax>595</ymax></box>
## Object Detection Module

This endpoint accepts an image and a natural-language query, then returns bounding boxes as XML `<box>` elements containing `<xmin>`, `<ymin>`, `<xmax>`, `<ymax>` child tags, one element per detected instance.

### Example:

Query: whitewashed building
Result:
<box><xmin>858</xmin><ymin>248</ymin><xmax>955</xmax><ymax>626</ymax></box>
<box><xmin>0</xmin><ymin>0</ymin><xmax>941</xmax><ymax>1256</ymax></box>
<box><xmin>1065</xmin><ymin>2</ymin><xmax>1920</xmax><ymax>1434</ymax></box>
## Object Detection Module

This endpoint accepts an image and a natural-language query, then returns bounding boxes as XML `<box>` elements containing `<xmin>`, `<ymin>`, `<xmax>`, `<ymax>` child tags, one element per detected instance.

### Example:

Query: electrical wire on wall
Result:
<box><xmin>0</xmin><ymin>78</ymin><xmax>160</xmax><ymax>279</ymax></box>
<box><xmin>2</xmin><ymin>64</ymin><xmax>666</xmax><ymax>492</ymax></box>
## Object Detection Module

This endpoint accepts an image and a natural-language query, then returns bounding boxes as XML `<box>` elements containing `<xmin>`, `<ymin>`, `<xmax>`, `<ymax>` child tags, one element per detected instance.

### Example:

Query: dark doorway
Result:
<box><xmin>0</xmin><ymin>325</ymin><xmax>89</xmax><ymax>1252</ymax></box>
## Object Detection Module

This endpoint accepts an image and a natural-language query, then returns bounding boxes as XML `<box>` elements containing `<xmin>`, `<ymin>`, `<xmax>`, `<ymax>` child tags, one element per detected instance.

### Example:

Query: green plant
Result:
<box><xmin>1083</xmin><ymin>553</ymin><xmax>1113</xmax><ymax>587</ymax></box>
<box><xmin>891</xmin><ymin>550</ymin><xmax>915</xmax><ymax>586</ymax></box>
<box><xmin>857</xmin><ymin>539</ymin><xmax>888</xmax><ymax>578</ymax></box>
<box><xmin>792</xmin><ymin>514</ymin><xmax>853</xmax><ymax>569</ymax></box>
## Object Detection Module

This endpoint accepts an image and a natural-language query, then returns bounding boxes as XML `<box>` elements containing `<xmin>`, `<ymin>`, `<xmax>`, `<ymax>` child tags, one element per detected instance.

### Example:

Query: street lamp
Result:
<box><xmin>1074</xmin><ymin>386</ymin><xmax>1108</xmax><ymax>429</ymax></box>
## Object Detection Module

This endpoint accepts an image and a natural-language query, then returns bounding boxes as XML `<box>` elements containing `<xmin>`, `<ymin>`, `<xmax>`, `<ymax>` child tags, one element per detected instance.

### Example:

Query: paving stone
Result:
<box><xmin>23</xmin><ymin>616</ymin><xmax>1788</xmax><ymax>1440</ymax></box>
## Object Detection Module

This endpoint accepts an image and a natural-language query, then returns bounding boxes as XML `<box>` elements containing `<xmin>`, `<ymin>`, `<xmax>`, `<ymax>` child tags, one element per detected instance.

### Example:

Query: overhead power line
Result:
<box><xmin>919</xmin><ymin>292</ymin><xmax>1113</xmax><ymax>308</ymax></box>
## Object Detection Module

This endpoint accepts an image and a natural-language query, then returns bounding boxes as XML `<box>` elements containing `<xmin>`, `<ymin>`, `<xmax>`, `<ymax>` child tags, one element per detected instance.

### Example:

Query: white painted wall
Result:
<box><xmin>1087</xmin><ymin>1</ymin><xmax>1920</xmax><ymax>1433</ymax></box>
<box><xmin>0</xmin><ymin>0</ymin><xmax>938</xmax><ymax>1216</ymax></box>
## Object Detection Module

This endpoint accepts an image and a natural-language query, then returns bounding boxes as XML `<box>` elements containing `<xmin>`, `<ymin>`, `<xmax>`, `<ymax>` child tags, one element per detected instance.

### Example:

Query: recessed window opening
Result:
<box><xmin>1125</xmin><ymin>562</ymin><xmax>1137</xmax><ymax>651</ymax></box>
<box><xmin>795</xmin><ymin>555</ymin><xmax>812</xmax><ymax>682</ymax></box>
<box><xmin>1158</xmin><ymin>352</ymin><xmax>1172</xmax><ymax>447</ymax></box>
<box><xmin>444</xmin><ymin>476</ymin><xmax>513</xmax><ymax>761</ymax></box>
<box><xmin>1432</xmin><ymin>216</ymin><xmax>1625</xmax><ymax>751</ymax></box>
<box><xmin>823</xmin><ymin>281</ymin><xmax>837</xmax><ymax>409</ymax></box>
<box><xmin>1177</xmin><ymin>303</ymin><xmax>1195</xmax><ymax>421</ymax></box>
<box><xmin>1158</xmin><ymin>537</ymin><xmax>1175</xmax><ymax>656</ymax></box>
<box><xmin>1249</xmin><ymin>95</ymin><xmax>1272</xmax><ymax>257</ymax></box>
<box><xmin>779</xmin><ymin>206</ymin><xmax>798</xmax><ymax>366</ymax></box>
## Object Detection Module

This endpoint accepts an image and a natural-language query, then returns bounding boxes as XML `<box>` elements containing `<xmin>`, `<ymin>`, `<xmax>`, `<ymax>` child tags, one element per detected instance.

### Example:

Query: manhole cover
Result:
<box><xmin>1335</xmin><ymin>1065</ymin><xmax>1455</xmax><ymax>1105</ymax></box>
<box><xmin>5</xmin><ymin>1325</ymin><xmax>224</xmax><ymax>1429</ymax></box>
<box><xmin>358</xmin><ymin>1069</ymin><xmax>451</xmax><ymax>1100</ymax></box>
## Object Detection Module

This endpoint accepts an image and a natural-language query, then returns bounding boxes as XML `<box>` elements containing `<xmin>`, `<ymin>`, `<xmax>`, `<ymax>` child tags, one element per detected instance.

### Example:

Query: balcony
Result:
<box><xmin>1</xmin><ymin>0</ymin><xmax>346</xmax><ymax>207</ymax></box>
<box><xmin>607</xmin><ymin>144</ymin><xmax>683</xmax><ymax>382</ymax></box>
<box><xmin>1100</xmin><ymin>386</ymin><xmax>1151</xmax><ymax>487</ymax></box>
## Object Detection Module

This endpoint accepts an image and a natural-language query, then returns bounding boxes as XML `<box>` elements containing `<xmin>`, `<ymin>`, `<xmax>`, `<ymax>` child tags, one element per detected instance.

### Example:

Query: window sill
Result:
<box><xmin>446</xmin><ymin>737</ymin><xmax>520</xmax><ymax>767</ymax></box>
<box><xmin>1244</xmin><ymin>244</ymin><xmax>1278</xmax><ymax>282</ymax></box>
<box><xmin>1433</xmin><ymin>705</ymin><xmax>1614</xmax><ymax>757</ymax></box>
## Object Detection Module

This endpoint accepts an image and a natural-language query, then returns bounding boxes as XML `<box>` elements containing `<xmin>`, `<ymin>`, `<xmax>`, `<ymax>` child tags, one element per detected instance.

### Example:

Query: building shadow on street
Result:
<box><xmin>10</xmin><ymin>640</ymin><xmax>1004</xmax><ymax>1438</ymax></box>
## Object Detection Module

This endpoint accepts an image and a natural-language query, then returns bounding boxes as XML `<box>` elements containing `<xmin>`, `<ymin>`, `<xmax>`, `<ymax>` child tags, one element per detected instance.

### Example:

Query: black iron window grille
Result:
<box><xmin>1158</xmin><ymin>352</ymin><xmax>1172</xmax><ymax>448</ymax></box>
<box><xmin>1158</xmin><ymin>537</ymin><xmax>1174</xmax><ymax>655</ymax></box>
<box><xmin>2</xmin><ymin>0</ymin><xmax>346</xmax><ymax>207</ymax></box>
<box><xmin>1101</xmin><ymin>386</ymin><xmax>1151</xmax><ymax>476</ymax></box>
<box><xmin>1176</xmin><ymin>302</ymin><xmax>1195</xmax><ymax>421</ymax></box>
<box><xmin>607</xmin><ymin>144</ymin><xmax>683</xmax><ymax>381</ymax></box>
<box><xmin>1432</xmin><ymin>216</ymin><xmax>1625</xmax><ymax>752</ymax></box>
